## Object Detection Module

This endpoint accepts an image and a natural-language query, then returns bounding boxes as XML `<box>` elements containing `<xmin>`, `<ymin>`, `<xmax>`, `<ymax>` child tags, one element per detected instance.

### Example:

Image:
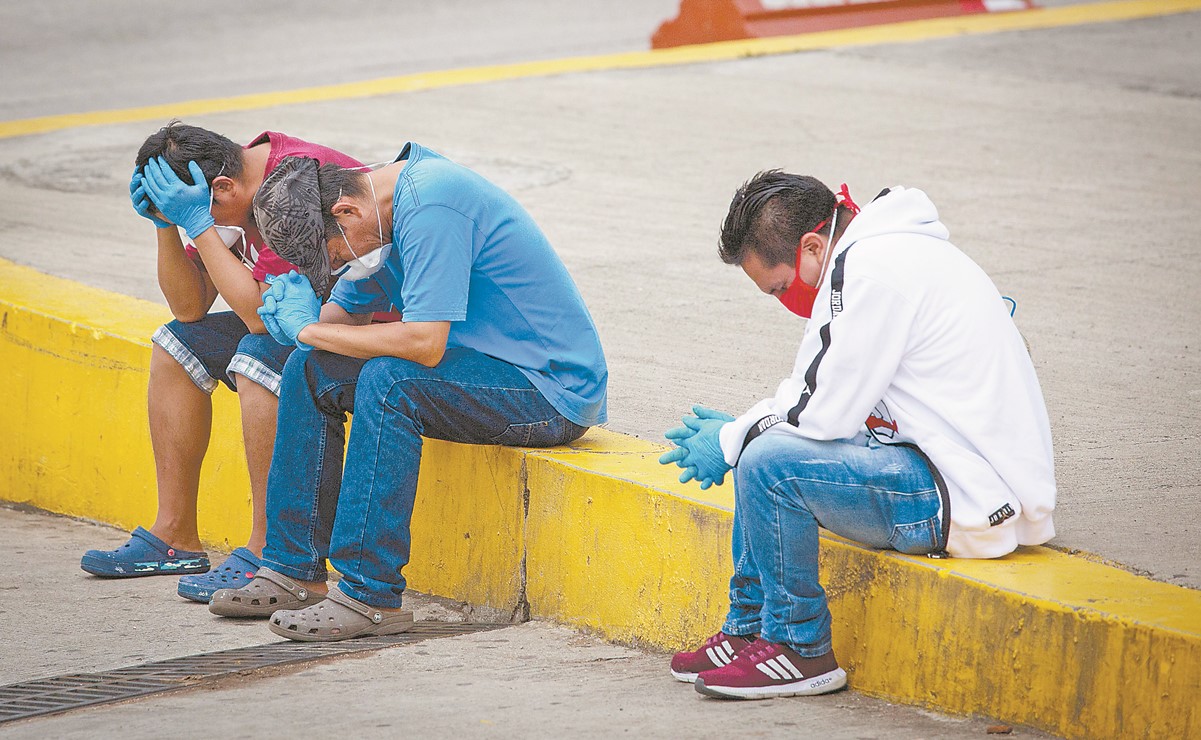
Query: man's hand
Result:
<box><xmin>691</xmin><ymin>405</ymin><xmax>735</xmax><ymax>423</ymax></box>
<box><xmin>129</xmin><ymin>171</ymin><xmax>171</xmax><ymax>229</ymax></box>
<box><xmin>140</xmin><ymin>157</ymin><xmax>215</xmax><ymax>239</ymax></box>
<box><xmin>258</xmin><ymin>272</ymin><xmax>320</xmax><ymax>350</ymax></box>
<box><xmin>658</xmin><ymin>405</ymin><xmax>734</xmax><ymax>490</ymax></box>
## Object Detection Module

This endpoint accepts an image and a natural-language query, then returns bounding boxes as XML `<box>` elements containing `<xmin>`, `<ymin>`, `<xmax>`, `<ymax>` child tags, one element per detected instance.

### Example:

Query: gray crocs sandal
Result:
<box><xmin>208</xmin><ymin>566</ymin><xmax>324</xmax><ymax>618</ymax></box>
<box><xmin>268</xmin><ymin>587</ymin><xmax>414</xmax><ymax>642</ymax></box>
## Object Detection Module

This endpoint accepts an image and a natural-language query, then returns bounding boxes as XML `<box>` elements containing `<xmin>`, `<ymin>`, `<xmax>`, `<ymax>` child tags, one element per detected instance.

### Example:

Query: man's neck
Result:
<box><xmin>368</xmin><ymin>160</ymin><xmax>406</xmax><ymax>240</ymax></box>
<box><xmin>234</xmin><ymin>143</ymin><xmax>272</xmax><ymax>239</ymax></box>
<box><xmin>241</xmin><ymin>142</ymin><xmax>271</xmax><ymax>191</ymax></box>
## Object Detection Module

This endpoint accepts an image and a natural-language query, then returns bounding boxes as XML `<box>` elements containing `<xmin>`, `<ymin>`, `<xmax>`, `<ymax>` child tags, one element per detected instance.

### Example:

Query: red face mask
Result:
<box><xmin>776</xmin><ymin>184</ymin><xmax>859</xmax><ymax>319</ymax></box>
<box><xmin>778</xmin><ymin>246</ymin><xmax>819</xmax><ymax>318</ymax></box>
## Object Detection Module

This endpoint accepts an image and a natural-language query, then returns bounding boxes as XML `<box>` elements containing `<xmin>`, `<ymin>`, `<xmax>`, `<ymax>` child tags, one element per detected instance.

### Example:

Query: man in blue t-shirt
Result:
<box><xmin>208</xmin><ymin>147</ymin><xmax>608</xmax><ymax>640</ymax></box>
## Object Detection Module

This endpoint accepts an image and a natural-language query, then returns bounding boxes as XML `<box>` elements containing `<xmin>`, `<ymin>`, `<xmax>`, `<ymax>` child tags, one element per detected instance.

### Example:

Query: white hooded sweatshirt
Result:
<box><xmin>718</xmin><ymin>187</ymin><xmax>1056</xmax><ymax>559</ymax></box>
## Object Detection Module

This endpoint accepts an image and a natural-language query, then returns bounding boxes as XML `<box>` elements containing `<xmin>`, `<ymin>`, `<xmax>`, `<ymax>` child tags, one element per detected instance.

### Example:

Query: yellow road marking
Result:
<box><xmin>1</xmin><ymin>0</ymin><xmax>1198</xmax><ymax>140</ymax></box>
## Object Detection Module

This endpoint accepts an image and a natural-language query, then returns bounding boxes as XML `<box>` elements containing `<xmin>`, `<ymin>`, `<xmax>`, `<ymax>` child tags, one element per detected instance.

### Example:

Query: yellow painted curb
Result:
<box><xmin>2</xmin><ymin>0</ymin><xmax>1199</xmax><ymax>140</ymax></box>
<box><xmin>2</xmin><ymin>255</ymin><xmax>1199</xmax><ymax>739</ymax></box>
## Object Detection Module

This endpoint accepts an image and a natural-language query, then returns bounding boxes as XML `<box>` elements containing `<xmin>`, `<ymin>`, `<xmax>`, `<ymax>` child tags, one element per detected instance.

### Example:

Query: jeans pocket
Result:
<box><xmin>490</xmin><ymin>422</ymin><xmax>538</xmax><ymax>446</ymax></box>
<box><xmin>888</xmin><ymin>517</ymin><xmax>939</xmax><ymax>555</ymax></box>
<box><xmin>490</xmin><ymin>417</ymin><xmax>587</xmax><ymax>447</ymax></box>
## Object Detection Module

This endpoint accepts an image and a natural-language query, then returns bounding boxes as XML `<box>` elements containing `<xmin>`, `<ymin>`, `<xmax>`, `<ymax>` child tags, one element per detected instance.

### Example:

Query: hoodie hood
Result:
<box><xmin>835</xmin><ymin>186</ymin><xmax>949</xmax><ymax>255</ymax></box>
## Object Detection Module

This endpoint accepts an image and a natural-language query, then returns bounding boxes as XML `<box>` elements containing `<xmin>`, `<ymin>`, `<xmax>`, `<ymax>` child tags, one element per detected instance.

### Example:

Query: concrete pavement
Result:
<box><xmin>0</xmin><ymin>505</ymin><xmax>1054</xmax><ymax>739</ymax></box>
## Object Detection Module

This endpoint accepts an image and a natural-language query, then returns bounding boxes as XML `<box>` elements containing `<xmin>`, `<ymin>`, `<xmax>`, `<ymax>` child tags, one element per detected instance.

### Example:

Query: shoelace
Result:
<box><xmin>726</xmin><ymin>640</ymin><xmax>775</xmax><ymax>665</ymax></box>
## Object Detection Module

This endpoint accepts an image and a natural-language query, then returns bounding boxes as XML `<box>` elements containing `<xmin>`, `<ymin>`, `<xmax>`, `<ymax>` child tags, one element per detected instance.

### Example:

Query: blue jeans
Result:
<box><xmin>262</xmin><ymin>347</ymin><xmax>588</xmax><ymax>607</ymax></box>
<box><xmin>722</xmin><ymin>432</ymin><xmax>945</xmax><ymax>657</ymax></box>
<box><xmin>152</xmin><ymin>311</ymin><xmax>295</xmax><ymax>395</ymax></box>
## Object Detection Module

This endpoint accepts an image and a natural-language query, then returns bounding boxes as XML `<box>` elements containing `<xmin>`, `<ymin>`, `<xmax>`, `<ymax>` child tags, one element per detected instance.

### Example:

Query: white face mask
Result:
<box><xmin>214</xmin><ymin>225</ymin><xmax>256</xmax><ymax>269</ymax></box>
<box><xmin>332</xmin><ymin>174</ymin><xmax>389</xmax><ymax>282</ymax></box>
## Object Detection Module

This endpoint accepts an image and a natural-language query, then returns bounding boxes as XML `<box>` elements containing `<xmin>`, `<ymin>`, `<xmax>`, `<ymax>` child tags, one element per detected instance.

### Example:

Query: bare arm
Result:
<box><xmin>298</xmin><ymin>319</ymin><xmax>450</xmax><ymax>367</ymax></box>
<box><xmin>189</xmin><ymin>227</ymin><xmax>269</xmax><ymax>333</ymax></box>
<box><xmin>319</xmin><ymin>301</ymin><xmax>374</xmax><ymax>325</ymax></box>
<box><xmin>156</xmin><ymin>226</ymin><xmax>218</xmax><ymax>322</ymax></box>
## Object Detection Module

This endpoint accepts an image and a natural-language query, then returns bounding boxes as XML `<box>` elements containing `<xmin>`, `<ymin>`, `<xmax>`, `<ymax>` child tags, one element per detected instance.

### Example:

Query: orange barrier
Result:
<box><xmin>651</xmin><ymin>0</ymin><xmax>1035</xmax><ymax>48</ymax></box>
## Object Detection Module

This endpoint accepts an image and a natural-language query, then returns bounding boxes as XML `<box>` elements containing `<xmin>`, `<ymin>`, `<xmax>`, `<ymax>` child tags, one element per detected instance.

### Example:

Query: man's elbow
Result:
<box><xmin>416</xmin><ymin>343</ymin><xmax>446</xmax><ymax>368</ymax></box>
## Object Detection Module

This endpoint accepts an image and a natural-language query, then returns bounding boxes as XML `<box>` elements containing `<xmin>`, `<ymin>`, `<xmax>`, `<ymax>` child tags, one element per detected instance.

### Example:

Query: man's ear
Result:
<box><xmin>331</xmin><ymin>200</ymin><xmax>361</xmax><ymax>219</ymax></box>
<box><xmin>210</xmin><ymin>175</ymin><xmax>236</xmax><ymax>199</ymax></box>
<box><xmin>799</xmin><ymin>231</ymin><xmax>826</xmax><ymax>257</ymax></box>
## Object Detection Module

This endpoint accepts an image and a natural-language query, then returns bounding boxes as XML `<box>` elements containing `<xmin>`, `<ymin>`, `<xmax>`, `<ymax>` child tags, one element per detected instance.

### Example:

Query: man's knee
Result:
<box><xmin>150</xmin><ymin>323</ymin><xmax>219</xmax><ymax>394</ymax></box>
<box><xmin>355</xmin><ymin>357</ymin><xmax>430</xmax><ymax>412</ymax></box>
<box><xmin>277</xmin><ymin>350</ymin><xmax>366</xmax><ymax>414</ymax></box>
<box><xmin>230</xmin><ymin>334</ymin><xmax>292</xmax><ymax>396</ymax></box>
<box><xmin>735</xmin><ymin>433</ymin><xmax>831</xmax><ymax>501</ymax></box>
<box><xmin>737</xmin><ymin>433</ymin><xmax>794</xmax><ymax>479</ymax></box>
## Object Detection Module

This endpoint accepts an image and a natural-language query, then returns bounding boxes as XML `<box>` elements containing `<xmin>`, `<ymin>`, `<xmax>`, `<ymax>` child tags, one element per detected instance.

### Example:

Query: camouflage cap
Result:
<box><xmin>252</xmin><ymin>156</ymin><xmax>331</xmax><ymax>297</ymax></box>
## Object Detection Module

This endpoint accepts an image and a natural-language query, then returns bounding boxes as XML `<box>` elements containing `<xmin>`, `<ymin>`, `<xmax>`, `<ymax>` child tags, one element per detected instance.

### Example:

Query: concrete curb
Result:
<box><xmin>2</xmin><ymin>257</ymin><xmax>1198</xmax><ymax>739</ymax></box>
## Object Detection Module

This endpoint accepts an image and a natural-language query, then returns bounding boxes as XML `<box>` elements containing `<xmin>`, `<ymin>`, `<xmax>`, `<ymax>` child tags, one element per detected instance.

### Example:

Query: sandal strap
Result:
<box><xmin>253</xmin><ymin>566</ymin><xmax>312</xmax><ymax>601</ymax></box>
<box><xmin>327</xmin><ymin>587</ymin><xmax>387</xmax><ymax>624</ymax></box>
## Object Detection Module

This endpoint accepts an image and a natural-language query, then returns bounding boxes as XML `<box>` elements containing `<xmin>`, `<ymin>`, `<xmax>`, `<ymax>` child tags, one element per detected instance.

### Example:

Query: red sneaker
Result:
<box><xmin>670</xmin><ymin>631</ymin><xmax>756</xmax><ymax>683</ymax></box>
<box><xmin>695</xmin><ymin>639</ymin><xmax>846</xmax><ymax>699</ymax></box>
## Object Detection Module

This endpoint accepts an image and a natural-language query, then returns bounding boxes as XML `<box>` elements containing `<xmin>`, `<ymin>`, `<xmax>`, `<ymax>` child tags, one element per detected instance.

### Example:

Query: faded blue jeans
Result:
<box><xmin>261</xmin><ymin>347</ymin><xmax>587</xmax><ymax>607</ymax></box>
<box><xmin>722</xmin><ymin>431</ymin><xmax>945</xmax><ymax>657</ymax></box>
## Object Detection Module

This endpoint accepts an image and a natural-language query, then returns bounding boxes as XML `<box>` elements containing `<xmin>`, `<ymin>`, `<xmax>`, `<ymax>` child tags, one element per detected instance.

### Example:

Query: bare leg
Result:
<box><xmin>235</xmin><ymin>375</ymin><xmax>278</xmax><ymax>558</ymax></box>
<box><xmin>146</xmin><ymin>343</ymin><xmax>209</xmax><ymax>552</ymax></box>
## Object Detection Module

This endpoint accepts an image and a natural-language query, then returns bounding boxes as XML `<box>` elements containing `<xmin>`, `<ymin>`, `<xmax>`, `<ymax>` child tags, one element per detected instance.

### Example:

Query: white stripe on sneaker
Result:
<box><xmin>773</xmin><ymin>654</ymin><xmax>806</xmax><ymax>680</ymax></box>
<box><xmin>756</xmin><ymin>661</ymin><xmax>783</xmax><ymax>680</ymax></box>
<box><xmin>720</xmin><ymin>640</ymin><xmax>734</xmax><ymax>661</ymax></box>
<box><xmin>706</xmin><ymin>647</ymin><xmax>724</xmax><ymax>666</ymax></box>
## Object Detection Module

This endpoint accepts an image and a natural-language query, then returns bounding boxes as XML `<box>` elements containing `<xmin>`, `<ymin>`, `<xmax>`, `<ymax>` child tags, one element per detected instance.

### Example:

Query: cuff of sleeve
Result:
<box><xmin>400</xmin><ymin>311</ymin><xmax>466</xmax><ymax>322</ymax></box>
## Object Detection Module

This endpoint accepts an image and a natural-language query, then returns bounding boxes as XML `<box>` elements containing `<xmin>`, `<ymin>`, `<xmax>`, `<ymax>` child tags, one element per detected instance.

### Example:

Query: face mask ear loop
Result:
<box><xmin>208</xmin><ymin>163</ymin><xmax>225</xmax><ymax>214</ymax></box>
<box><xmin>814</xmin><ymin>206</ymin><xmax>838</xmax><ymax>290</ymax></box>
<box><xmin>364</xmin><ymin>174</ymin><xmax>385</xmax><ymax>249</ymax></box>
<box><xmin>335</xmin><ymin>185</ymin><xmax>361</xmax><ymax>262</ymax></box>
<box><xmin>209</xmin><ymin>164</ymin><xmax>252</xmax><ymax>268</ymax></box>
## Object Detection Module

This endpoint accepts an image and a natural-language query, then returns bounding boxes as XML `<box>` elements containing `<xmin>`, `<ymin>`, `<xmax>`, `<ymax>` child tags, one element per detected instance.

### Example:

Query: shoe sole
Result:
<box><xmin>670</xmin><ymin>669</ymin><xmax>699</xmax><ymax>683</ymax></box>
<box><xmin>209</xmin><ymin>591</ymin><xmax>324</xmax><ymax>618</ymax></box>
<box><xmin>178</xmin><ymin>577</ymin><xmax>255</xmax><ymax>604</ymax></box>
<box><xmin>695</xmin><ymin>668</ymin><xmax>847</xmax><ymax>700</ymax></box>
<box><xmin>176</xmin><ymin>584</ymin><xmax>216</xmax><ymax>603</ymax></box>
<box><xmin>268</xmin><ymin>613</ymin><xmax>415</xmax><ymax>642</ymax></box>
<box><xmin>81</xmin><ymin>556</ymin><xmax>209</xmax><ymax>578</ymax></box>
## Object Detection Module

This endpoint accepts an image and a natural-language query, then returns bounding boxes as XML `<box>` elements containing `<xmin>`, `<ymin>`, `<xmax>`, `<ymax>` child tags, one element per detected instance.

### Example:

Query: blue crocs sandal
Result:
<box><xmin>177</xmin><ymin>547</ymin><xmax>261</xmax><ymax>603</ymax></box>
<box><xmin>80</xmin><ymin>526</ymin><xmax>210</xmax><ymax>578</ymax></box>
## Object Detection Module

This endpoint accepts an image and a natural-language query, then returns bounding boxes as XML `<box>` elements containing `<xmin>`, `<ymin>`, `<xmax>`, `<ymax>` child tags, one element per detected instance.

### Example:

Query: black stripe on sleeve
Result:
<box><xmin>785</xmin><ymin>247</ymin><xmax>852</xmax><ymax>425</ymax></box>
<box><xmin>739</xmin><ymin>414</ymin><xmax>784</xmax><ymax>456</ymax></box>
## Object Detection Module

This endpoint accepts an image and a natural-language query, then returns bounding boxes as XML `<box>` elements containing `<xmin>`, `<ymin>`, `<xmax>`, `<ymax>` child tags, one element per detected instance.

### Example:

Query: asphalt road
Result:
<box><xmin>0</xmin><ymin>1</ymin><xmax>1197</xmax><ymax>599</ymax></box>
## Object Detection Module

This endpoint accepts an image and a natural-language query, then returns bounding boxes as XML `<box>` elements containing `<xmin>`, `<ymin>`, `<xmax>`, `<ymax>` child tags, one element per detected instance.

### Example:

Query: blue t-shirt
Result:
<box><xmin>329</xmin><ymin>142</ymin><xmax>608</xmax><ymax>427</ymax></box>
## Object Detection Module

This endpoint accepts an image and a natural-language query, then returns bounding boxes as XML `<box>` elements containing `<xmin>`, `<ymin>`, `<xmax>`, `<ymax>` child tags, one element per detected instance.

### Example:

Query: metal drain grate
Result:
<box><xmin>0</xmin><ymin>621</ymin><xmax>505</xmax><ymax>725</ymax></box>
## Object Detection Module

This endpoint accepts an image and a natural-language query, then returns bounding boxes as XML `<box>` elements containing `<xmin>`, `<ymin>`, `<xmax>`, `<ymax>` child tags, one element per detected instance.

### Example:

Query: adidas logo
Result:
<box><xmin>705</xmin><ymin>640</ymin><xmax>738</xmax><ymax>667</ymax></box>
<box><xmin>754</xmin><ymin>654</ymin><xmax>807</xmax><ymax>681</ymax></box>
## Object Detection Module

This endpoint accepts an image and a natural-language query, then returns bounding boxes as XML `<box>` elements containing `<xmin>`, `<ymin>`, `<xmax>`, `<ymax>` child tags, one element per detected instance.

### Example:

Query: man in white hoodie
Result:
<box><xmin>661</xmin><ymin>171</ymin><xmax>1056</xmax><ymax>700</ymax></box>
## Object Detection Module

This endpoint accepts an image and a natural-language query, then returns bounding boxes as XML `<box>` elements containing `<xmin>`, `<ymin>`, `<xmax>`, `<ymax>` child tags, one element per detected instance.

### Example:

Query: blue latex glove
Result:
<box><xmin>659</xmin><ymin>405</ymin><xmax>735</xmax><ymax>470</ymax></box>
<box><xmin>692</xmin><ymin>405</ymin><xmax>735</xmax><ymax>423</ymax></box>
<box><xmin>257</xmin><ymin>293</ymin><xmax>292</xmax><ymax>347</ymax></box>
<box><xmin>659</xmin><ymin>406</ymin><xmax>734</xmax><ymax>490</ymax></box>
<box><xmin>129</xmin><ymin>171</ymin><xmax>171</xmax><ymax>228</ymax></box>
<box><xmin>140</xmin><ymin>157</ymin><xmax>214</xmax><ymax>239</ymax></box>
<box><xmin>258</xmin><ymin>272</ymin><xmax>319</xmax><ymax>350</ymax></box>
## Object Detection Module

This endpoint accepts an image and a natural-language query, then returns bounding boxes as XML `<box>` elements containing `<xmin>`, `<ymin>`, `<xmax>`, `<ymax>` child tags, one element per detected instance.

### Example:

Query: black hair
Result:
<box><xmin>718</xmin><ymin>170</ymin><xmax>852</xmax><ymax>267</ymax></box>
<box><xmin>316</xmin><ymin>163</ymin><xmax>371</xmax><ymax>241</ymax></box>
<box><xmin>134</xmin><ymin>120</ymin><xmax>244</xmax><ymax>185</ymax></box>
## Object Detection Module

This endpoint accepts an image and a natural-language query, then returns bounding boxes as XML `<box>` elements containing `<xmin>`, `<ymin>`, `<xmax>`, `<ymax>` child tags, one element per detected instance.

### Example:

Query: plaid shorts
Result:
<box><xmin>151</xmin><ymin>311</ymin><xmax>295</xmax><ymax>396</ymax></box>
